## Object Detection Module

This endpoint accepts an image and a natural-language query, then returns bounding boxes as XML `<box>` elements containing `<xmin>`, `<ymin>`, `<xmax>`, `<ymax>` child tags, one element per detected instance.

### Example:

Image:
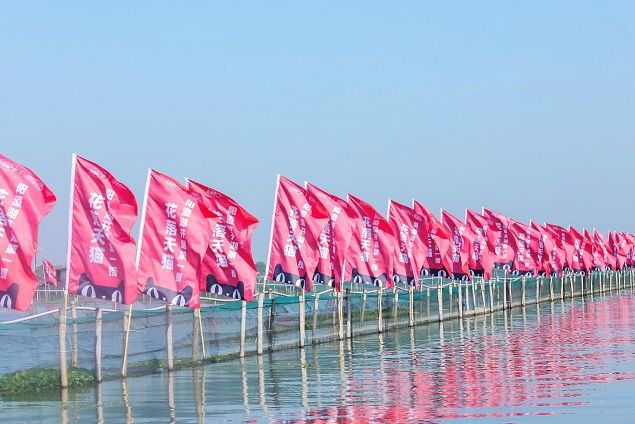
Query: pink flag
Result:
<box><xmin>345</xmin><ymin>194</ymin><xmax>394</xmax><ymax>289</ymax></box>
<box><xmin>530</xmin><ymin>222</ymin><xmax>562</xmax><ymax>276</ymax></box>
<box><xmin>187</xmin><ymin>179</ymin><xmax>259</xmax><ymax>302</ymax></box>
<box><xmin>66</xmin><ymin>155</ymin><xmax>138</xmax><ymax>304</ymax></box>
<box><xmin>544</xmin><ymin>223</ymin><xmax>572</xmax><ymax>272</ymax></box>
<box><xmin>0</xmin><ymin>154</ymin><xmax>56</xmax><ymax>311</ymax></box>
<box><xmin>137</xmin><ymin>169</ymin><xmax>212</xmax><ymax>308</ymax></box>
<box><xmin>42</xmin><ymin>259</ymin><xmax>58</xmax><ymax>286</ymax></box>
<box><xmin>265</xmin><ymin>176</ymin><xmax>329</xmax><ymax>292</ymax></box>
<box><xmin>306</xmin><ymin>183</ymin><xmax>358</xmax><ymax>291</ymax></box>
<box><xmin>465</xmin><ymin>209</ymin><xmax>495</xmax><ymax>280</ymax></box>
<box><xmin>440</xmin><ymin>209</ymin><xmax>474</xmax><ymax>280</ymax></box>
<box><xmin>482</xmin><ymin>208</ymin><xmax>516</xmax><ymax>271</ymax></box>
<box><xmin>387</xmin><ymin>200</ymin><xmax>427</xmax><ymax>286</ymax></box>
<box><xmin>508</xmin><ymin>220</ymin><xmax>540</xmax><ymax>277</ymax></box>
<box><xmin>412</xmin><ymin>200</ymin><xmax>453</xmax><ymax>278</ymax></box>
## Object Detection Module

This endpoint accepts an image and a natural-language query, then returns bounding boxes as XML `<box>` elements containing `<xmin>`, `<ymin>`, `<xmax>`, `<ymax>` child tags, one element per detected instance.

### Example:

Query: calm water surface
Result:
<box><xmin>3</xmin><ymin>290</ymin><xmax>635</xmax><ymax>423</ymax></box>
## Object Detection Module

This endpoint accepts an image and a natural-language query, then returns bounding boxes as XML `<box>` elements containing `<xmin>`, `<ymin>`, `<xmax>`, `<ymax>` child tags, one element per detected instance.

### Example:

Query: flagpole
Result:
<box><xmin>262</xmin><ymin>175</ymin><xmax>280</xmax><ymax>296</ymax></box>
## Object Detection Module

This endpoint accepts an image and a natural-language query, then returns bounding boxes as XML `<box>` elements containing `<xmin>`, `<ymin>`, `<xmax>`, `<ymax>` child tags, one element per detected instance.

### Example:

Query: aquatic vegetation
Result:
<box><xmin>0</xmin><ymin>367</ymin><xmax>93</xmax><ymax>394</ymax></box>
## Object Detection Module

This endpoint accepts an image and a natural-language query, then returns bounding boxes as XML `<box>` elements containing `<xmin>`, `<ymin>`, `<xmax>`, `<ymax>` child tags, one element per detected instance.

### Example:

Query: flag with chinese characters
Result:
<box><xmin>544</xmin><ymin>223</ymin><xmax>571</xmax><ymax>271</ymax></box>
<box><xmin>42</xmin><ymin>259</ymin><xmax>58</xmax><ymax>286</ymax></box>
<box><xmin>66</xmin><ymin>155</ymin><xmax>138</xmax><ymax>304</ymax></box>
<box><xmin>609</xmin><ymin>231</ymin><xmax>628</xmax><ymax>270</ymax></box>
<box><xmin>585</xmin><ymin>229</ymin><xmax>605</xmax><ymax>271</ymax></box>
<box><xmin>345</xmin><ymin>194</ymin><xmax>394</xmax><ymax>288</ymax></box>
<box><xmin>412</xmin><ymin>200</ymin><xmax>453</xmax><ymax>278</ymax></box>
<box><xmin>465</xmin><ymin>209</ymin><xmax>496</xmax><ymax>280</ymax></box>
<box><xmin>387</xmin><ymin>200</ymin><xmax>427</xmax><ymax>286</ymax></box>
<box><xmin>568</xmin><ymin>226</ymin><xmax>591</xmax><ymax>273</ymax></box>
<box><xmin>531</xmin><ymin>222</ymin><xmax>562</xmax><ymax>276</ymax></box>
<box><xmin>265</xmin><ymin>175</ymin><xmax>329</xmax><ymax>292</ymax></box>
<box><xmin>622</xmin><ymin>232</ymin><xmax>635</xmax><ymax>268</ymax></box>
<box><xmin>0</xmin><ymin>154</ymin><xmax>56</xmax><ymax>311</ymax></box>
<box><xmin>186</xmin><ymin>178</ymin><xmax>259</xmax><ymax>302</ymax></box>
<box><xmin>593</xmin><ymin>229</ymin><xmax>614</xmax><ymax>271</ymax></box>
<box><xmin>440</xmin><ymin>209</ymin><xmax>474</xmax><ymax>280</ymax></box>
<box><xmin>482</xmin><ymin>208</ymin><xmax>516</xmax><ymax>271</ymax></box>
<box><xmin>136</xmin><ymin>169</ymin><xmax>212</xmax><ymax>308</ymax></box>
<box><xmin>306</xmin><ymin>182</ymin><xmax>358</xmax><ymax>291</ymax></box>
<box><xmin>508</xmin><ymin>220</ymin><xmax>539</xmax><ymax>277</ymax></box>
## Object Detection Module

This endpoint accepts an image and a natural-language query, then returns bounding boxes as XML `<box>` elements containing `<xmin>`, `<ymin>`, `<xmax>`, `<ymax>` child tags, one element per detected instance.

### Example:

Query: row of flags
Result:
<box><xmin>0</xmin><ymin>153</ymin><xmax>633</xmax><ymax>312</ymax></box>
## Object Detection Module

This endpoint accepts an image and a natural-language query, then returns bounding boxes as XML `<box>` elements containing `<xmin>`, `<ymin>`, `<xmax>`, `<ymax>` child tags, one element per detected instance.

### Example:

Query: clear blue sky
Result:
<box><xmin>1</xmin><ymin>2</ymin><xmax>634</xmax><ymax>264</ymax></box>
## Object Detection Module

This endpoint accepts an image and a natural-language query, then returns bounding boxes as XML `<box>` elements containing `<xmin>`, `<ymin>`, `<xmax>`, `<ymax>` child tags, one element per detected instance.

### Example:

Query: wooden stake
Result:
<box><xmin>257</xmin><ymin>292</ymin><xmax>264</xmax><ymax>355</ymax></box>
<box><xmin>71</xmin><ymin>298</ymin><xmax>78</xmax><ymax>368</ymax></box>
<box><xmin>480</xmin><ymin>279</ymin><xmax>486</xmax><ymax>313</ymax></box>
<box><xmin>58</xmin><ymin>306</ymin><xmax>68</xmax><ymax>388</ymax></box>
<box><xmin>299</xmin><ymin>290</ymin><xmax>306</xmax><ymax>348</ymax></box>
<box><xmin>437</xmin><ymin>280</ymin><xmax>443</xmax><ymax>321</ymax></box>
<box><xmin>337</xmin><ymin>289</ymin><xmax>344</xmax><ymax>340</ymax></box>
<box><xmin>121</xmin><ymin>304</ymin><xmax>133</xmax><ymax>377</ymax></box>
<box><xmin>311</xmin><ymin>295</ymin><xmax>318</xmax><ymax>344</ymax></box>
<box><xmin>239</xmin><ymin>301</ymin><xmax>247</xmax><ymax>358</ymax></box>
<box><xmin>408</xmin><ymin>286</ymin><xmax>414</xmax><ymax>327</ymax></box>
<box><xmin>392</xmin><ymin>287</ymin><xmax>398</xmax><ymax>325</ymax></box>
<box><xmin>269</xmin><ymin>297</ymin><xmax>277</xmax><ymax>348</ymax></box>
<box><xmin>198</xmin><ymin>308</ymin><xmax>206</xmax><ymax>358</ymax></box>
<box><xmin>535</xmin><ymin>276</ymin><xmax>540</xmax><ymax>304</ymax></box>
<box><xmin>360</xmin><ymin>288</ymin><xmax>367</xmax><ymax>327</ymax></box>
<box><xmin>345</xmin><ymin>288</ymin><xmax>352</xmax><ymax>338</ymax></box>
<box><xmin>166</xmin><ymin>305</ymin><xmax>174</xmax><ymax>372</ymax></box>
<box><xmin>521</xmin><ymin>276</ymin><xmax>526</xmax><ymax>306</ymax></box>
<box><xmin>377</xmin><ymin>287</ymin><xmax>384</xmax><ymax>333</ymax></box>
<box><xmin>95</xmin><ymin>308</ymin><xmax>102</xmax><ymax>383</ymax></box>
<box><xmin>549</xmin><ymin>276</ymin><xmax>554</xmax><ymax>302</ymax></box>
<box><xmin>488</xmin><ymin>279</ymin><xmax>494</xmax><ymax>312</ymax></box>
<box><xmin>192</xmin><ymin>308</ymin><xmax>200</xmax><ymax>362</ymax></box>
<box><xmin>457</xmin><ymin>281</ymin><xmax>463</xmax><ymax>318</ymax></box>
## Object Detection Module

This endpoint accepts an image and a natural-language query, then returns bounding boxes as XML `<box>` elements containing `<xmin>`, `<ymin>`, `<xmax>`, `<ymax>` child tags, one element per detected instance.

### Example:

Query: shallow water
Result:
<box><xmin>3</xmin><ymin>290</ymin><xmax>635</xmax><ymax>423</ymax></box>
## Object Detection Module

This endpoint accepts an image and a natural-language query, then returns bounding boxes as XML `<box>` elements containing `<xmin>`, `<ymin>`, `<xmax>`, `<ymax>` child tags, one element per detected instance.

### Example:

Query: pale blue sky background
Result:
<box><xmin>1</xmin><ymin>2</ymin><xmax>634</xmax><ymax>263</ymax></box>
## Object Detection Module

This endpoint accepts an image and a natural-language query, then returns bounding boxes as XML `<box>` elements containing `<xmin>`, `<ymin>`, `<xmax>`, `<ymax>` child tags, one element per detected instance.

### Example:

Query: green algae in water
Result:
<box><xmin>0</xmin><ymin>367</ymin><xmax>94</xmax><ymax>394</ymax></box>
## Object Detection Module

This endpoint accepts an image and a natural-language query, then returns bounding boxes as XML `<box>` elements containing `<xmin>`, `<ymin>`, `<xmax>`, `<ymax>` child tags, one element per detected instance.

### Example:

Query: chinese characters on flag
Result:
<box><xmin>265</xmin><ymin>176</ymin><xmax>329</xmax><ymax>292</ymax></box>
<box><xmin>440</xmin><ymin>209</ymin><xmax>474</xmax><ymax>280</ymax></box>
<box><xmin>0</xmin><ymin>154</ymin><xmax>56</xmax><ymax>311</ymax></box>
<box><xmin>187</xmin><ymin>179</ymin><xmax>259</xmax><ymax>302</ymax></box>
<box><xmin>387</xmin><ymin>200</ymin><xmax>427</xmax><ymax>286</ymax></box>
<box><xmin>136</xmin><ymin>170</ymin><xmax>211</xmax><ymax>308</ymax></box>
<box><xmin>66</xmin><ymin>155</ymin><xmax>138</xmax><ymax>304</ymax></box>
<box><xmin>306</xmin><ymin>182</ymin><xmax>358</xmax><ymax>291</ymax></box>
<box><xmin>413</xmin><ymin>200</ymin><xmax>453</xmax><ymax>278</ymax></box>
<box><xmin>345</xmin><ymin>194</ymin><xmax>394</xmax><ymax>289</ymax></box>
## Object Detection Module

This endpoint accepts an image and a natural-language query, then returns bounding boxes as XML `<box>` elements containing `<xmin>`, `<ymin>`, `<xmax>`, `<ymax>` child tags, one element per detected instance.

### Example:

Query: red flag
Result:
<box><xmin>465</xmin><ymin>209</ymin><xmax>495</xmax><ymax>280</ymax></box>
<box><xmin>66</xmin><ymin>155</ymin><xmax>138</xmax><ymax>304</ymax></box>
<box><xmin>508</xmin><ymin>220</ymin><xmax>539</xmax><ymax>277</ymax></box>
<box><xmin>544</xmin><ymin>223</ymin><xmax>572</xmax><ymax>271</ymax></box>
<box><xmin>531</xmin><ymin>222</ymin><xmax>562</xmax><ymax>276</ymax></box>
<box><xmin>585</xmin><ymin>229</ymin><xmax>605</xmax><ymax>272</ymax></box>
<box><xmin>608</xmin><ymin>231</ymin><xmax>627</xmax><ymax>270</ymax></box>
<box><xmin>622</xmin><ymin>232</ymin><xmax>635</xmax><ymax>268</ymax></box>
<box><xmin>306</xmin><ymin>183</ymin><xmax>358</xmax><ymax>291</ymax></box>
<box><xmin>345</xmin><ymin>194</ymin><xmax>394</xmax><ymax>289</ymax></box>
<box><xmin>593</xmin><ymin>229</ymin><xmax>614</xmax><ymax>271</ymax></box>
<box><xmin>186</xmin><ymin>179</ymin><xmax>259</xmax><ymax>302</ymax></box>
<box><xmin>0</xmin><ymin>154</ymin><xmax>56</xmax><ymax>311</ymax></box>
<box><xmin>42</xmin><ymin>259</ymin><xmax>58</xmax><ymax>286</ymax></box>
<box><xmin>412</xmin><ymin>200</ymin><xmax>453</xmax><ymax>278</ymax></box>
<box><xmin>482</xmin><ymin>208</ymin><xmax>516</xmax><ymax>271</ymax></box>
<box><xmin>136</xmin><ymin>169</ymin><xmax>211</xmax><ymax>308</ymax></box>
<box><xmin>440</xmin><ymin>209</ymin><xmax>473</xmax><ymax>280</ymax></box>
<box><xmin>387</xmin><ymin>200</ymin><xmax>427</xmax><ymax>286</ymax></box>
<box><xmin>265</xmin><ymin>176</ymin><xmax>329</xmax><ymax>291</ymax></box>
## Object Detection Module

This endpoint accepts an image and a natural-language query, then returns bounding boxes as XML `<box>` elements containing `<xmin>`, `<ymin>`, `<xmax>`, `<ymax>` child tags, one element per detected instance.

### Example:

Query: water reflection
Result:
<box><xmin>4</xmin><ymin>292</ymin><xmax>635</xmax><ymax>422</ymax></box>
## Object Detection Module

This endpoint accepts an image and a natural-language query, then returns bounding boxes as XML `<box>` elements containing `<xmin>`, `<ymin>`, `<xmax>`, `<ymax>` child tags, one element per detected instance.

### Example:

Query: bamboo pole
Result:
<box><xmin>480</xmin><ymin>279</ymin><xmax>486</xmax><ymax>313</ymax></box>
<box><xmin>408</xmin><ymin>286</ymin><xmax>414</xmax><ymax>327</ymax></box>
<box><xmin>198</xmin><ymin>308</ymin><xmax>206</xmax><ymax>358</ymax></box>
<box><xmin>240</xmin><ymin>301</ymin><xmax>247</xmax><ymax>358</ymax></box>
<box><xmin>299</xmin><ymin>290</ymin><xmax>306</xmax><ymax>348</ymax></box>
<box><xmin>535</xmin><ymin>276</ymin><xmax>540</xmax><ymax>304</ymax></box>
<box><xmin>311</xmin><ymin>295</ymin><xmax>318</xmax><ymax>344</ymax></box>
<box><xmin>569</xmin><ymin>273</ymin><xmax>574</xmax><ymax>298</ymax></box>
<box><xmin>488</xmin><ymin>279</ymin><xmax>494</xmax><ymax>312</ymax></box>
<box><xmin>59</xmin><ymin>305</ymin><xmax>68</xmax><ymax>388</ymax></box>
<box><xmin>345</xmin><ymin>288</ymin><xmax>352</xmax><ymax>338</ymax></box>
<box><xmin>337</xmin><ymin>288</ymin><xmax>344</xmax><ymax>340</ymax></box>
<box><xmin>71</xmin><ymin>299</ymin><xmax>78</xmax><ymax>368</ymax></box>
<box><xmin>121</xmin><ymin>304</ymin><xmax>133</xmax><ymax>377</ymax></box>
<box><xmin>560</xmin><ymin>273</ymin><xmax>565</xmax><ymax>300</ymax></box>
<box><xmin>165</xmin><ymin>305</ymin><xmax>174</xmax><ymax>371</ymax></box>
<box><xmin>377</xmin><ymin>287</ymin><xmax>384</xmax><ymax>333</ymax></box>
<box><xmin>392</xmin><ymin>287</ymin><xmax>398</xmax><ymax>325</ymax></box>
<box><xmin>360</xmin><ymin>288</ymin><xmax>367</xmax><ymax>327</ymax></box>
<box><xmin>192</xmin><ymin>308</ymin><xmax>200</xmax><ymax>362</ymax></box>
<box><xmin>549</xmin><ymin>276</ymin><xmax>554</xmax><ymax>302</ymax></box>
<box><xmin>501</xmin><ymin>275</ymin><xmax>507</xmax><ymax>310</ymax></box>
<box><xmin>471</xmin><ymin>280</ymin><xmax>477</xmax><ymax>311</ymax></box>
<box><xmin>457</xmin><ymin>281</ymin><xmax>463</xmax><ymax>318</ymax></box>
<box><xmin>437</xmin><ymin>279</ymin><xmax>443</xmax><ymax>321</ymax></box>
<box><xmin>268</xmin><ymin>297</ymin><xmax>276</xmax><ymax>348</ymax></box>
<box><xmin>257</xmin><ymin>292</ymin><xmax>264</xmax><ymax>355</ymax></box>
<box><xmin>521</xmin><ymin>276</ymin><xmax>526</xmax><ymax>306</ymax></box>
<box><xmin>95</xmin><ymin>308</ymin><xmax>102</xmax><ymax>383</ymax></box>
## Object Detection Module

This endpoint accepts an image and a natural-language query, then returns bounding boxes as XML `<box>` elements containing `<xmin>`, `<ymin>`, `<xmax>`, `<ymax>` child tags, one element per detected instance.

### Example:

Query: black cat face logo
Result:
<box><xmin>77</xmin><ymin>273</ymin><xmax>125</xmax><ymax>303</ymax></box>
<box><xmin>392</xmin><ymin>271</ymin><xmax>416</xmax><ymax>287</ymax></box>
<box><xmin>312</xmin><ymin>271</ymin><xmax>335</xmax><ymax>288</ymax></box>
<box><xmin>351</xmin><ymin>268</ymin><xmax>387</xmax><ymax>288</ymax></box>
<box><xmin>144</xmin><ymin>277</ymin><xmax>193</xmax><ymax>307</ymax></box>
<box><xmin>205</xmin><ymin>275</ymin><xmax>245</xmax><ymax>300</ymax></box>
<box><xmin>0</xmin><ymin>283</ymin><xmax>19</xmax><ymax>309</ymax></box>
<box><xmin>272</xmin><ymin>264</ymin><xmax>306</xmax><ymax>289</ymax></box>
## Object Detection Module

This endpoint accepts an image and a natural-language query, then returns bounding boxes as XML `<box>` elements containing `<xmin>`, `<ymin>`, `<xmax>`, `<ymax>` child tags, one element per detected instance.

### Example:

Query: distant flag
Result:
<box><xmin>66</xmin><ymin>155</ymin><xmax>138</xmax><ymax>304</ymax></box>
<box><xmin>609</xmin><ymin>231</ymin><xmax>627</xmax><ymax>270</ymax></box>
<box><xmin>507</xmin><ymin>219</ymin><xmax>539</xmax><ymax>277</ymax></box>
<box><xmin>465</xmin><ymin>209</ymin><xmax>495</xmax><ymax>280</ymax></box>
<box><xmin>482</xmin><ymin>208</ymin><xmax>516</xmax><ymax>271</ymax></box>
<box><xmin>412</xmin><ymin>200</ymin><xmax>453</xmax><ymax>278</ymax></box>
<box><xmin>306</xmin><ymin>182</ymin><xmax>358</xmax><ymax>291</ymax></box>
<box><xmin>585</xmin><ymin>229</ymin><xmax>605</xmax><ymax>272</ymax></box>
<box><xmin>440</xmin><ymin>209</ymin><xmax>473</xmax><ymax>280</ymax></box>
<box><xmin>568</xmin><ymin>226</ymin><xmax>592</xmax><ymax>273</ymax></box>
<box><xmin>42</xmin><ymin>259</ymin><xmax>58</xmax><ymax>286</ymax></box>
<box><xmin>622</xmin><ymin>232</ymin><xmax>635</xmax><ymax>268</ymax></box>
<box><xmin>544</xmin><ymin>223</ymin><xmax>571</xmax><ymax>271</ymax></box>
<box><xmin>265</xmin><ymin>176</ymin><xmax>329</xmax><ymax>292</ymax></box>
<box><xmin>345</xmin><ymin>194</ymin><xmax>394</xmax><ymax>289</ymax></box>
<box><xmin>593</xmin><ymin>230</ymin><xmax>614</xmax><ymax>271</ymax></box>
<box><xmin>0</xmin><ymin>154</ymin><xmax>56</xmax><ymax>311</ymax></box>
<box><xmin>531</xmin><ymin>222</ymin><xmax>562</xmax><ymax>276</ymax></box>
<box><xmin>187</xmin><ymin>179</ymin><xmax>259</xmax><ymax>302</ymax></box>
<box><xmin>387</xmin><ymin>200</ymin><xmax>427</xmax><ymax>286</ymax></box>
<box><xmin>136</xmin><ymin>169</ymin><xmax>212</xmax><ymax>308</ymax></box>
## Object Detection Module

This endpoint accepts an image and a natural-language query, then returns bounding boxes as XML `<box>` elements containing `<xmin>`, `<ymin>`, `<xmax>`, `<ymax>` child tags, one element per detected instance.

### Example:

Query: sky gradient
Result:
<box><xmin>1</xmin><ymin>1</ymin><xmax>634</xmax><ymax>263</ymax></box>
